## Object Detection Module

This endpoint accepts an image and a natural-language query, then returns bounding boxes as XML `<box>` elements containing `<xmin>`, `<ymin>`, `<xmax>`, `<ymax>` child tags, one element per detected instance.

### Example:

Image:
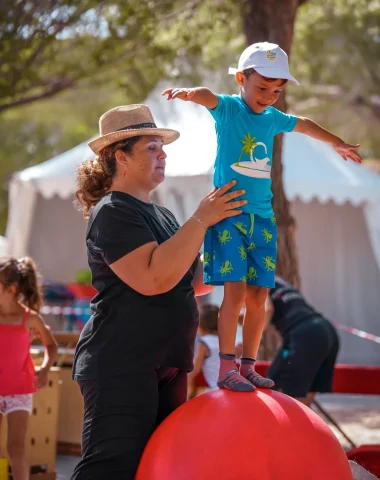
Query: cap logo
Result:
<box><xmin>267</xmin><ymin>50</ymin><xmax>276</xmax><ymax>61</ymax></box>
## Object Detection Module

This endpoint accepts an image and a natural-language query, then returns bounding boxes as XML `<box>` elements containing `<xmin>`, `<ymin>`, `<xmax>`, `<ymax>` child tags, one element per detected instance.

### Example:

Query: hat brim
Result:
<box><xmin>228</xmin><ymin>66</ymin><xmax>299</xmax><ymax>86</ymax></box>
<box><xmin>88</xmin><ymin>127</ymin><xmax>180</xmax><ymax>155</ymax></box>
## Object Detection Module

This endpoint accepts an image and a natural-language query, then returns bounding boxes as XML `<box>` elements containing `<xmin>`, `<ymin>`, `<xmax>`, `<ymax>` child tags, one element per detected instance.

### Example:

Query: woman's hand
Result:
<box><xmin>194</xmin><ymin>180</ymin><xmax>247</xmax><ymax>228</ymax></box>
<box><xmin>109</xmin><ymin>182</ymin><xmax>245</xmax><ymax>295</ymax></box>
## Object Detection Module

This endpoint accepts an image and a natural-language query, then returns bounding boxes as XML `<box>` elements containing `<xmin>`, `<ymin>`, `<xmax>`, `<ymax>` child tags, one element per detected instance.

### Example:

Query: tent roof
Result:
<box><xmin>14</xmin><ymin>95</ymin><xmax>380</xmax><ymax>205</ymax></box>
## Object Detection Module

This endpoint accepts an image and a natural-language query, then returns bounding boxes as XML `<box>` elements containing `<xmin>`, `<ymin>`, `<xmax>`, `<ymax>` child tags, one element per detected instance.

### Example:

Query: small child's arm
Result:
<box><xmin>187</xmin><ymin>341</ymin><xmax>209</xmax><ymax>398</ymax></box>
<box><xmin>162</xmin><ymin>87</ymin><xmax>218</xmax><ymax>109</ymax></box>
<box><xmin>27</xmin><ymin>313</ymin><xmax>58</xmax><ymax>389</ymax></box>
<box><xmin>294</xmin><ymin>117</ymin><xmax>362</xmax><ymax>164</ymax></box>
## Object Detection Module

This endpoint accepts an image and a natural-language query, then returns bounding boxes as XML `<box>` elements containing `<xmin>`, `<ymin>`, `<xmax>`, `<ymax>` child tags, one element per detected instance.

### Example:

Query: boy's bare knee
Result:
<box><xmin>245</xmin><ymin>285</ymin><xmax>268</xmax><ymax>308</ymax></box>
<box><xmin>223</xmin><ymin>282</ymin><xmax>246</xmax><ymax>306</ymax></box>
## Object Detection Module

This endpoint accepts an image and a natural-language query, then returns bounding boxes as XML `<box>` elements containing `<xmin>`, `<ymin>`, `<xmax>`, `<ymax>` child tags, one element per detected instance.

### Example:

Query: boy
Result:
<box><xmin>162</xmin><ymin>42</ymin><xmax>362</xmax><ymax>392</ymax></box>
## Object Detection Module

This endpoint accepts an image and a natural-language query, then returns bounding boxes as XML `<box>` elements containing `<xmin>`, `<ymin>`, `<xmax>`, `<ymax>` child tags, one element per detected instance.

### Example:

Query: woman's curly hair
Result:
<box><xmin>75</xmin><ymin>136</ymin><xmax>142</xmax><ymax>218</ymax></box>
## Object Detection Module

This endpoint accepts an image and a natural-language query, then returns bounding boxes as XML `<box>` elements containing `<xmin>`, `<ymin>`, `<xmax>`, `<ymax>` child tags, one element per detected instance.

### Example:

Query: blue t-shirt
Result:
<box><xmin>207</xmin><ymin>95</ymin><xmax>297</xmax><ymax>217</ymax></box>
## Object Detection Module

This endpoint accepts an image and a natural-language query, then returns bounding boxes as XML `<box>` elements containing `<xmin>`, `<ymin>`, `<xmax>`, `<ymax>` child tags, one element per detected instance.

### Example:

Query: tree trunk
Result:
<box><xmin>240</xmin><ymin>0</ymin><xmax>306</xmax><ymax>287</ymax></box>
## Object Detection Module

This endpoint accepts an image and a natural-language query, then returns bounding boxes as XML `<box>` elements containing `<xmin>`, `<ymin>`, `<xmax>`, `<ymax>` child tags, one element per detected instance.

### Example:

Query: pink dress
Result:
<box><xmin>0</xmin><ymin>308</ymin><xmax>36</xmax><ymax>395</ymax></box>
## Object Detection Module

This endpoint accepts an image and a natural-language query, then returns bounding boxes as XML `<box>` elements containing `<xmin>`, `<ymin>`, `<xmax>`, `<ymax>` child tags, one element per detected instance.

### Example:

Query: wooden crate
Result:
<box><xmin>0</xmin><ymin>368</ymin><xmax>60</xmax><ymax>479</ymax></box>
<box><xmin>31</xmin><ymin>339</ymin><xmax>84</xmax><ymax>455</ymax></box>
<box><xmin>56</xmin><ymin>367</ymin><xmax>83</xmax><ymax>451</ymax></box>
<box><xmin>0</xmin><ymin>471</ymin><xmax>56</xmax><ymax>480</ymax></box>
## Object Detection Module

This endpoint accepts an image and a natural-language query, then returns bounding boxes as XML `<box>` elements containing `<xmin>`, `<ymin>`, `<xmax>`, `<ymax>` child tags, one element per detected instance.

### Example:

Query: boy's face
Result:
<box><xmin>236</xmin><ymin>71</ymin><xmax>286</xmax><ymax>113</ymax></box>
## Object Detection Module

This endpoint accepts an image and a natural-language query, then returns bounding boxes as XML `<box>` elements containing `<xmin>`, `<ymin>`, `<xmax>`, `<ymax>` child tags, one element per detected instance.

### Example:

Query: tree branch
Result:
<box><xmin>0</xmin><ymin>78</ymin><xmax>75</xmax><ymax>113</ymax></box>
<box><xmin>293</xmin><ymin>84</ymin><xmax>380</xmax><ymax>122</ymax></box>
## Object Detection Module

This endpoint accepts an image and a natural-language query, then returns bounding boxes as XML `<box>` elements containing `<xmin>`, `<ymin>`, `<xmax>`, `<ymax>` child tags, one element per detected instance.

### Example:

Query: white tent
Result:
<box><xmin>6</xmin><ymin>95</ymin><xmax>380</xmax><ymax>365</ymax></box>
<box><xmin>0</xmin><ymin>236</ymin><xmax>8</xmax><ymax>256</ymax></box>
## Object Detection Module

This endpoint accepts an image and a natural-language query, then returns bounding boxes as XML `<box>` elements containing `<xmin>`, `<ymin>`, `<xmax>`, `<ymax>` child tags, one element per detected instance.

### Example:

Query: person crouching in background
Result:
<box><xmin>188</xmin><ymin>304</ymin><xmax>220</xmax><ymax>395</ymax></box>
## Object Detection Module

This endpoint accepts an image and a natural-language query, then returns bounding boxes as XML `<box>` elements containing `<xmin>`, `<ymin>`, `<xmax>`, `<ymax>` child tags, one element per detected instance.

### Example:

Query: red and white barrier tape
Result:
<box><xmin>41</xmin><ymin>305</ymin><xmax>380</xmax><ymax>344</ymax></box>
<box><xmin>333</xmin><ymin>323</ymin><xmax>380</xmax><ymax>345</ymax></box>
<box><xmin>41</xmin><ymin>305</ymin><xmax>91</xmax><ymax>315</ymax></box>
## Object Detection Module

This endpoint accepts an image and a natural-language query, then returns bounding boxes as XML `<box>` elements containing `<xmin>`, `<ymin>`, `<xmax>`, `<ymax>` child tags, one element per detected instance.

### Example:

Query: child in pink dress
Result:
<box><xmin>0</xmin><ymin>257</ymin><xmax>57</xmax><ymax>480</ymax></box>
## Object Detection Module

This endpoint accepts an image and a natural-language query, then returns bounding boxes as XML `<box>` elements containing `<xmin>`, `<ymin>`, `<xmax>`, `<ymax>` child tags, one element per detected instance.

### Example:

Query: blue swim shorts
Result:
<box><xmin>203</xmin><ymin>213</ymin><xmax>277</xmax><ymax>287</ymax></box>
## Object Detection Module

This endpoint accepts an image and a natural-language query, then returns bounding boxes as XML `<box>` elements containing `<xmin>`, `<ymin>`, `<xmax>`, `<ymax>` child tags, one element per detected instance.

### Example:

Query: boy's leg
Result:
<box><xmin>240</xmin><ymin>214</ymin><xmax>277</xmax><ymax>388</ymax></box>
<box><xmin>204</xmin><ymin>216</ymin><xmax>254</xmax><ymax>392</ymax></box>
<box><xmin>217</xmin><ymin>282</ymin><xmax>254</xmax><ymax>392</ymax></box>
<box><xmin>242</xmin><ymin>285</ymin><xmax>268</xmax><ymax>359</ymax></box>
<box><xmin>239</xmin><ymin>285</ymin><xmax>274</xmax><ymax>388</ymax></box>
<box><xmin>219</xmin><ymin>281</ymin><xmax>246</xmax><ymax>355</ymax></box>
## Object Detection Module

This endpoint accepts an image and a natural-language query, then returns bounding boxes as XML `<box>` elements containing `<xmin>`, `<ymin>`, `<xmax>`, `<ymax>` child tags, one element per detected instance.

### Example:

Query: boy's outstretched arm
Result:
<box><xmin>294</xmin><ymin>117</ymin><xmax>362</xmax><ymax>164</ymax></box>
<box><xmin>162</xmin><ymin>87</ymin><xmax>218</xmax><ymax>109</ymax></box>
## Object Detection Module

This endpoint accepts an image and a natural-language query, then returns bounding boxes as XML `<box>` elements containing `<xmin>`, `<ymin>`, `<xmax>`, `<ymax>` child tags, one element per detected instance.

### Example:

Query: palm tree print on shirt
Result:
<box><xmin>236</xmin><ymin>132</ymin><xmax>258</xmax><ymax>166</ymax></box>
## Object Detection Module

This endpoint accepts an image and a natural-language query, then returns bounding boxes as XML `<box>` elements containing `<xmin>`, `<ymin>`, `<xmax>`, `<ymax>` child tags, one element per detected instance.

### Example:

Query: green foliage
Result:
<box><xmin>0</xmin><ymin>0</ymin><xmax>379</xmax><ymax>235</ymax></box>
<box><xmin>75</xmin><ymin>269</ymin><xmax>92</xmax><ymax>284</ymax></box>
<box><xmin>0</xmin><ymin>0</ymin><xmax>242</xmax><ymax>113</ymax></box>
<box><xmin>0</xmin><ymin>0</ymin><xmax>107</xmax><ymax>111</ymax></box>
<box><xmin>292</xmin><ymin>0</ymin><xmax>380</xmax><ymax>158</ymax></box>
<box><xmin>294</xmin><ymin>0</ymin><xmax>380</xmax><ymax>90</ymax></box>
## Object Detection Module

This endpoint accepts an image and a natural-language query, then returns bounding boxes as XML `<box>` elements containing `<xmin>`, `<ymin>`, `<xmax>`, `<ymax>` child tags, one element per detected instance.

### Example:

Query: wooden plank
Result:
<box><xmin>30</xmin><ymin>473</ymin><xmax>56</xmax><ymax>480</ymax></box>
<box><xmin>57</xmin><ymin>442</ymin><xmax>81</xmax><ymax>457</ymax></box>
<box><xmin>57</xmin><ymin>368</ymin><xmax>83</xmax><ymax>446</ymax></box>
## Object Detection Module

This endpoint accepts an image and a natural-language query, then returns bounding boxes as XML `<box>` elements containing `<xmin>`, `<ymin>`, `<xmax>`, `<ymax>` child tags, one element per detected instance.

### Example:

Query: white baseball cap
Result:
<box><xmin>228</xmin><ymin>42</ymin><xmax>299</xmax><ymax>85</ymax></box>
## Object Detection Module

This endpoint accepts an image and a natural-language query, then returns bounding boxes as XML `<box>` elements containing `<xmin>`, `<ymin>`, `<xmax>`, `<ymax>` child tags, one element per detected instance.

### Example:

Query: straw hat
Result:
<box><xmin>88</xmin><ymin>104</ymin><xmax>180</xmax><ymax>155</ymax></box>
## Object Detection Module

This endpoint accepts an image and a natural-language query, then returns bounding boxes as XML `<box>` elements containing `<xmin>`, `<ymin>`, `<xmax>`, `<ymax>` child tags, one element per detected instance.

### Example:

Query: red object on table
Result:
<box><xmin>67</xmin><ymin>283</ymin><xmax>96</xmax><ymax>299</ymax></box>
<box><xmin>347</xmin><ymin>445</ymin><xmax>380</xmax><ymax>478</ymax></box>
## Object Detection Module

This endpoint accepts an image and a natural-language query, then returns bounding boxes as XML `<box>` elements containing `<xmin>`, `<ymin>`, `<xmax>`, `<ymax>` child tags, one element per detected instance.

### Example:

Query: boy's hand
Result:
<box><xmin>162</xmin><ymin>88</ymin><xmax>197</xmax><ymax>101</ymax></box>
<box><xmin>333</xmin><ymin>141</ymin><xmax>362</xmax><ymax>163</ymax></box>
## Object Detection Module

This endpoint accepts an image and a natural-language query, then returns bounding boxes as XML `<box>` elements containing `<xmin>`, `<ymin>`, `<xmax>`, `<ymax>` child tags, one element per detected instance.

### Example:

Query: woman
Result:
<box><xmin>71</xmin><ymin>104</ymin><xmax>247</xmax><ymax>479</ymax></box>
<box><xmin>265</xmin><ymin>276</ymin><xmax>340</xmax><ymax>407</ymax></box>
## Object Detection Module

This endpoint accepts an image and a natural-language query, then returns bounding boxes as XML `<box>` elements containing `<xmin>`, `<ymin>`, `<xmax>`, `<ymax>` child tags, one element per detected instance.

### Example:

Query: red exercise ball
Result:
<box><xmin>136</xmin><ymin>389</ymin><xmax>352</xmax><ymax>480</ymax></box>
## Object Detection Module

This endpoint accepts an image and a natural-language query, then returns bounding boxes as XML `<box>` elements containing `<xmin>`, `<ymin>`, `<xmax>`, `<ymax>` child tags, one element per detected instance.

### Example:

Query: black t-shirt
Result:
<box><xmin>72</xmin><ymin>191</ymin><xmax>199</xmax><ymax>380</ymax></box>
<box><xmin>269</xmin><ymin>277</ymin><xmax>317</xmax><ymax>335</ymax></box>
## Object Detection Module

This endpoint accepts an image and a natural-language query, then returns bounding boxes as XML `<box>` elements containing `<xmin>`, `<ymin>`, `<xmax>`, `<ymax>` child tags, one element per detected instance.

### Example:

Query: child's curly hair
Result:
<box><xmin>0</xmin><ymin>256</ymin><xmax>43</xmax><ymax>313</ymax></box>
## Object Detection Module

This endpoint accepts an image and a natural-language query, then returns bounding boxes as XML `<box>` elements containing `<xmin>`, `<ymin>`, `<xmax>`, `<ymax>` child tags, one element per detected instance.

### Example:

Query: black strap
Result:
<box><xmin>117</xmin><ymin>122</ymin><xmax>156</xmax><ymax>131</ymax></box>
